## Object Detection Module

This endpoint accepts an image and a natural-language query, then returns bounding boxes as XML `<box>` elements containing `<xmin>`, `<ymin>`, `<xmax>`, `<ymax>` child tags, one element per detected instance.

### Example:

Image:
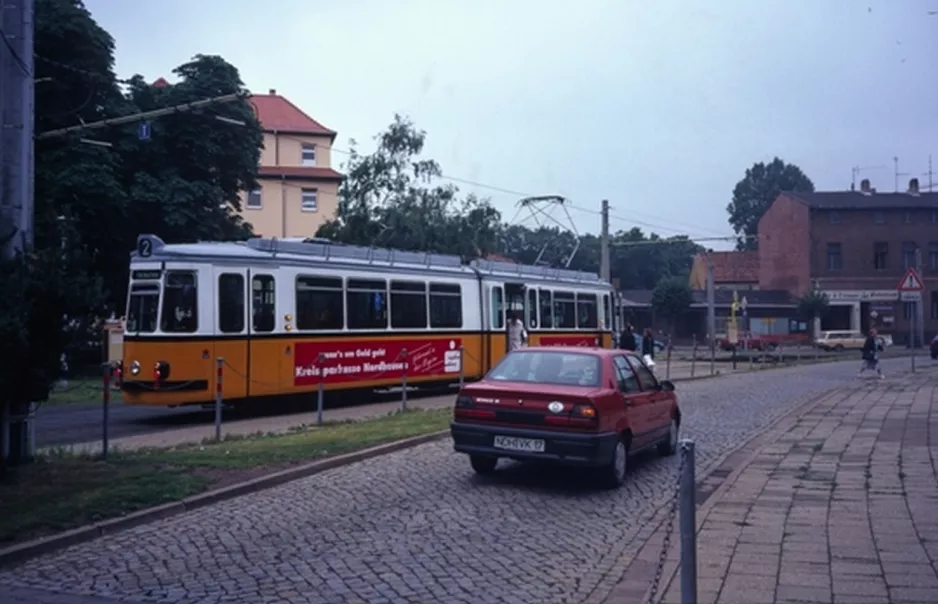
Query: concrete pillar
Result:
<box><xmin>851</xmin><ymin>302</ymin><xmax>862</xmax><ymax>332</ymax></box>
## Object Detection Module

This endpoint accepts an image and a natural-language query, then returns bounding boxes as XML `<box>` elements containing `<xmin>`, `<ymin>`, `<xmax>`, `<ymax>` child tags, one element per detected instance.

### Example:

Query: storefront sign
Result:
<box><xmin>823</xmin><ymin>290</ymin><xmax>898</xmax><ymax>302</ymax></box>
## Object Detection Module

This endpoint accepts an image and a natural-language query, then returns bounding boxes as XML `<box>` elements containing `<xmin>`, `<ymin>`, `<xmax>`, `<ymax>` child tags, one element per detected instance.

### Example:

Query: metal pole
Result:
<box><xmin>215</xmin><ymin>357</ymin><xmax>224</xmax><ymax>442</ymax></box>
<box><xmin>101</xmin><ymin>363</ymin><xmax>111</xmax><ymax>459</ymax></box>
<box><xmin>26</xmin><ymin>402</ymin><xmax>35</xmax><ymax>459</ymax></box>
<box><xmin>910</xmin><ymin>304</ymin><xmax>916</xmax><ymax>373</ymax></box>
<box><xmin>599</xmin><ymin>199</ymin><xmax>610</xmax><ymax>282</ymax></box>
<box><xmin>401</xmin><ymin>348</ymin><xmax>408</xmax><ymax>411</ymax></box>
<box><xmin>690</xmin><ymin>335</ymin><xmax>697</xmax><ymax>378</ymax></box>
<box><xmin>316</xmin><ymin>353</ymin><xmax>325</xmax><ymax>426</ymax></box>
<box><xmin>458</xmin><ymin>346</ymin><xmax>465</xmax><ymax>389</ymax></box>
<box><xmin>915</xmin><ymin>248</ymin><xmax>925</xmax><ymax>349</ymax></box>
<box><xmin>665</xmin><ymin>336</ymin><xmax>672</xmax><ymax>380</ymax></box>
<box><xmin>679</xmin><ymin>440</ymin><xmax>697</xmax><ymax>604</ymax></box>
<box><xmin>706</xmin><ymin>260</ymin><xmax>716</xmax><ymax>376</ymax></box>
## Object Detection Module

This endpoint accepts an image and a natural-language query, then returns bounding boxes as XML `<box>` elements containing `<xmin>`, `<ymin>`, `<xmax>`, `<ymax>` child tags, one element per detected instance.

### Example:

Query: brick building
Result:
<box><xmin>758</xmin><ymin>178</ymin><xmax>938</xmax><ymax>342</ymax></box>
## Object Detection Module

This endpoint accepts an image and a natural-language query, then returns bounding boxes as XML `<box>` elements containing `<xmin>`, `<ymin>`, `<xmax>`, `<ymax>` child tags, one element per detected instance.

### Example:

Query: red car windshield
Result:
<box><xmin>487</xmin><ymin>350</ymin><xmax>601</xmax><ymax>388</ymax></box>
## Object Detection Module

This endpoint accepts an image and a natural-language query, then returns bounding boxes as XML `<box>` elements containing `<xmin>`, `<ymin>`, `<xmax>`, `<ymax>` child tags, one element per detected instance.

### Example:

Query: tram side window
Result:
<box><xmin>602</xmin><ymin>294</ymin><xmax>612</xmax><ymax>330</ymax></box>
<box><xmin>252</xmin><ymin>275</ymin><xmax>275</xmax><ymax>333</ymax></box>
<box><xmin>126</xmin><ymin>283</ymin><xmax>159</xmax><ymax>333</ymax></box>
<box><xmin>553</xmin><ymin>291</ymin><xmax>576</xmax><ymax>329</ymax></box>
<box><xmin>539</xmin><ymin>290</ymin><xmax>553</xmax><ymax>328</ymax></box>
<box><xmin>526</xmin><ymin>288</ymin><xmax>538</xmax><ymax>329</ymax></box>
<box><xmin>296</xmin><ymin>276</ymin><xmax>343</xmax><ymax>330</ymax></box>
<box><xmin>391</xmin><ymin>281</ymin><xmax>428</xmax><ymax>329</ymax></box>
<box><xmin>218</xmin><ymin>274</ymin><xmax>245</xmax><ymax>333</ymax></box>
<box><xmin>429</xmin><ymin>283</ymin><xmax>462</xmax><ymax>328</ymax></box>
<box><xmin>577</xmin><ymin>293</ymin><xmax>599</xmax><ymax>329</ymax></box>
<box><xmin>160</xmin><ymin>271</ymin><xmax>198</xmax><ymax>333</ymax></box>
<box><xmin>490</xmin><ymin>286</ymin><xmax>504</xmax><ymax>329</ymax></box>
<box><xmin>347</xmin><ymin>279</ymin><xmax>388</xmax><ymax>329</ymax></box>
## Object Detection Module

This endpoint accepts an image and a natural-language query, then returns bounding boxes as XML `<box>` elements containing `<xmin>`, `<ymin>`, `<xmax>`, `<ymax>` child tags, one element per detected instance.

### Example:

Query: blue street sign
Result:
<box><xmin>138</xmin><ymin>121</ymin><xmax>151</xmax><ymax>141</ymax></box>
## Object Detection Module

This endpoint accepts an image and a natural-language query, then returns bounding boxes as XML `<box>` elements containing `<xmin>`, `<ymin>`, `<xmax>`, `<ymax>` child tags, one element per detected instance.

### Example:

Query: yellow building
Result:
<box><xmin>241</xmin><ymin>89</ymin><xmax>344</xmax><ymax>237</ymax></box>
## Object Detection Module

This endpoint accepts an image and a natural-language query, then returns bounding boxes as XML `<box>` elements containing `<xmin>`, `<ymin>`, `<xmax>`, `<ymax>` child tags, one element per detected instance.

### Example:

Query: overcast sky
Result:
<box><xmin>85</xmin><ymin>0</ymin><xmax>937</xmax><ymax>249</ymax></box>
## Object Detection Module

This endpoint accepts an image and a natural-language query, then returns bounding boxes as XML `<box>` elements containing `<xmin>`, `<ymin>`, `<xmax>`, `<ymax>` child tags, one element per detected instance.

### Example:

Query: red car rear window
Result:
<box><xmin>487</xmin><ymin>350</ymin><xmax>601</xmax><ymax>387</ymax></box>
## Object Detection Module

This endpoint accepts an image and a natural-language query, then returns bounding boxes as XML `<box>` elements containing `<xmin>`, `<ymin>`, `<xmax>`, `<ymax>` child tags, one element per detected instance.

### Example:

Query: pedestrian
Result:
<box><xmin>620</xmin><ymin>324</ymin><xmax>636</xmax><ymax>351</ymax></box>
<box><xmin>641</xmin><ymin>328</ymin><xmax>656</xmax><ymax>359</ymax></box>
<box><xmin>507</xmin><ymin>312</ymin><xmax>527</xmax><ymax>351</ymax></box>
<box><xmin>859</xmin><ymin>327</ymin><xmax>884</xmax><ymax>379</ymax></box>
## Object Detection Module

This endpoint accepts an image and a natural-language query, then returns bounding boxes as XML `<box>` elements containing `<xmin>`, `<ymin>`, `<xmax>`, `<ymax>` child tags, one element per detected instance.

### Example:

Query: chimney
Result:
<box><xmin>860</xmin><ymin>178</ymin><xmax>871</xmax><ymax>194</ymax></box>
<box><xmin>909</xmin><ymin>178</ymin><xmax>920</xmax><ymax>195</ymax></box>
<box><xmin>268</xmin><ymin>88</ymin><xmax>277</xmax><ymax>95</ymax></box>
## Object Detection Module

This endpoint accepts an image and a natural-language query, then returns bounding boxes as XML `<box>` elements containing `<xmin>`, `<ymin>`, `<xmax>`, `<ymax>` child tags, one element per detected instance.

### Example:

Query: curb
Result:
<box><xmin>0</xmin><ymin>430</ymin><xmax>451</xmax><ymax>569</ymax></box>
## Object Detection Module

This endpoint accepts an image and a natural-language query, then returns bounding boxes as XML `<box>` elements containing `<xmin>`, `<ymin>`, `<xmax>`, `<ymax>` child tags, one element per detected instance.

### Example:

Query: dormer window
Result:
<box><xmin>302</xmin><ymin>144</ymin><xmax>316</xmax><ymax>167</ymax></box>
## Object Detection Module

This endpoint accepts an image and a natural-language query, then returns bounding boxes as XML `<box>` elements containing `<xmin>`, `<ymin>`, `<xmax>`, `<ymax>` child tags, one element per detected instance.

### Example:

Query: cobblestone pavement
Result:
<box><xmin>0</xmin><ymin>357</ymin><xmax>922</xmax><ymax>604</ymax></box>
<box><xmin>653</xmin><ymin>369</ymin><xmax>938</xmax><ymax>604</ymax></box>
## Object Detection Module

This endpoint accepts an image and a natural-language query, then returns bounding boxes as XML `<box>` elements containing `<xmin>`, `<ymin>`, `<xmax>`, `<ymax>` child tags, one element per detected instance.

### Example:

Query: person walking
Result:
<box><xmin>620</xmin><ymin>324</ymin><xmax>636</xmax><ymax>351</ymax></box>
<box><xmin>641</xmin><ymin>328</ymin><xmax>656</xmax><ymax>359</ymax></box>
<box><xmin>507</xmin><ymin>312</ymin><xmax>527</xmax><ymax>351</ymax></box>
<box><xmin>859</xmin><ymin>327</ymin><xmax>884</xmax><ymax>379</ymax></box>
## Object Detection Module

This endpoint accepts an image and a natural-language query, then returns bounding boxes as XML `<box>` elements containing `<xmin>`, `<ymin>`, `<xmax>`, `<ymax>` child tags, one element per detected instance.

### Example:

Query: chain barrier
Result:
<box><xmin>646</xmin><ymin>443</ymin><xmax>688</xmax><ymax>604</ymax></box>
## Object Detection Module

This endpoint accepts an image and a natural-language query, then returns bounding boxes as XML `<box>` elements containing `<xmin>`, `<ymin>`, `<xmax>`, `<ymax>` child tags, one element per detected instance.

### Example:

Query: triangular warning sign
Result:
<box><xmin>898</xmin><ymin>268</ymin><xmax>924</xmax><ymax>292</ymax></box>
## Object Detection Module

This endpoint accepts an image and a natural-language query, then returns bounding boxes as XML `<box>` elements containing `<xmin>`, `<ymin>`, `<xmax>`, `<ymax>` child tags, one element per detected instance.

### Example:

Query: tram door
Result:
<box><xmin>485</xmin><ymin>283</ymin><xmax>506</xmax><ymax>369</ymax></box>
<box><xmin>213</xmin><ymin>267</ymin><xmax>250</xmax><ymax>400</ymax></box>
<box><xmin>503</xmin><ymin>282</ymin><xmax>529</xmax><ymax>354</ymax></box>
<box><xmin>247</xmin><ymin>272</ymin><xmax>280</xmax><ymax>398</ymax></box>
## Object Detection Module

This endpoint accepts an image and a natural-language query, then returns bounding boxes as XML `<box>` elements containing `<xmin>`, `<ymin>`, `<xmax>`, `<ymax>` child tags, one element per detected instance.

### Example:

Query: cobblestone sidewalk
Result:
<box><xmin>654</xmin><ymin>373</ymin><xmax>938</xmax><ymax>603</ymax></box>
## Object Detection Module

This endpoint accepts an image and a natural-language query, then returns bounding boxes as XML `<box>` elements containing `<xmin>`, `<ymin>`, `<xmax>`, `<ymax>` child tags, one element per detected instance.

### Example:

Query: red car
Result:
<box><xmin>450</xmin><ymin>346</ymin><xmax>681</xmax><ymax>488</ymax></box>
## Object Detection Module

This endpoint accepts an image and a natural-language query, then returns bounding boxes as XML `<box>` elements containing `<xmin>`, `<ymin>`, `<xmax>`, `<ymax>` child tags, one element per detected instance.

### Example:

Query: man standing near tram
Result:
<box><xmin>508</xmin><ymin>312</ymin><xmax>528</xmax><ymax>351</ymax></box>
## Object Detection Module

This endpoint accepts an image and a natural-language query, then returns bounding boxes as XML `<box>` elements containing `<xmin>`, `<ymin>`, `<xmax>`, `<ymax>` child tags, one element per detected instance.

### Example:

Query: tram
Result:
<box><xmin>119</xmin><ymin>234</ymin><xmax>616</xmax><ymax>407</ymax></box>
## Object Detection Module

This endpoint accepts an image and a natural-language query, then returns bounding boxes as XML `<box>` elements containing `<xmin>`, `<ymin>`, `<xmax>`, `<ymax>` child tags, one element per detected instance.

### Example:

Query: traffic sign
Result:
<box><xmin>138</xmin><ymin>121</ymin><xmax>151</xmax><ymax>141</ymax></box>
<box><xmin>898</xmin><ymin>267</ymin><xmax>924</xmax><ymax>292</ymax></box>
<box><xmin>901</xmin><ymin>291</ymin><xmax>922</xmax><ymax>302</ymax></box>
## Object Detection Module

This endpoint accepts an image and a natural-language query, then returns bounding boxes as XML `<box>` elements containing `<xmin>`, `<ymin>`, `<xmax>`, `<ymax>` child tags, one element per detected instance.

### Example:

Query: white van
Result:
<box><xmin>816</xmin><ymin>330</ymin><xmax>865</xmax><ymax>352</ymax></box>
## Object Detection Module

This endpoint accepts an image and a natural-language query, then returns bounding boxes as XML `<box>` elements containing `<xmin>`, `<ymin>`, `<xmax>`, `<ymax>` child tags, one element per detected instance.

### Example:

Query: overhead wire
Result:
<box><xmin>0</xmin><ymin>26</ymin><xmax>30</xmax><ymax>75</ymax></box>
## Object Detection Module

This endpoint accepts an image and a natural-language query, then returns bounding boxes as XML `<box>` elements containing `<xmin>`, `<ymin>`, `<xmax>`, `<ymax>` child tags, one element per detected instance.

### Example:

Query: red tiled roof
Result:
<box><xmin>258</xmin><ymin>166</ymin><xmax>345</xmax><ymax>181</ymax></box>
<box><xmin>250</xmin><ymin>91</ymin><xmax>336</xmax><ymax>138</ymax></box>
<box><xmin>151</xmin><ymin>77</ymin><xmax>170</xmax><ymax>88</ymax></box>
<box><xmin>700</xmin><ymin>251</ymin><xmax>759</xmax><ymax>283</ymax></box>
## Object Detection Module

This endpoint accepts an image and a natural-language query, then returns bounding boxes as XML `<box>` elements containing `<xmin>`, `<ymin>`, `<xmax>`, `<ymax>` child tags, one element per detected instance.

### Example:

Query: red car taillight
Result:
<box><xmin>545</xmin><ymin>403</ymin><xmax>598</xmax><ymax>427</ymax></box>
<box><xmin>453</xmin><ymin>394</ymin><xmax>496</xmax><ymax>420</ymax></box>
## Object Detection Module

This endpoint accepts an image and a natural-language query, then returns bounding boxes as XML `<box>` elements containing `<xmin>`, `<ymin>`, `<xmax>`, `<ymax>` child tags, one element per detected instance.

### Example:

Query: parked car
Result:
<box><xmin>815</xmin><ymin>330</ymin><xmax>866</xmax><ymax>352</ymax></box>
<box><xmin>449</xmin><ymin>346</ymin><xmax>681</xmax><ymax>488</ymax></box>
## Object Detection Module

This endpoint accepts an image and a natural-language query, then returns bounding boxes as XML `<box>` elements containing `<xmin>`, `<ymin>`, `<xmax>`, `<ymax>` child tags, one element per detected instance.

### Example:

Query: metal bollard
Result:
<box><xmin>215</xmin><ymin>358</ymin><xmax>224</xmax><ymax>442</ymax></box>
<box><xmin>709</xmin><ymin>341</ymin><xmax>715</xmax><ymax>377</ymax></box>
<box><xmin>458</xmin><ymin>346</ymin><xmax>465</xmax><ymax>389</ymax></box>
<box><xmin>679</xmin><ymin>440</ymin><xmax>697</xmax><ymax>604</ymax></box>
<box><xmin>401</xmin><ymin>348</ymin><xmax>408</xmax><ymax>412</ymax></box>
<box><xmin>102</xmin><ymin>363</ymin><xmax>111</xmax><ymax>460</ymax></box>
<box><xmin>665</xmin><ymin>337</ymin><xmax>673</xmax><ymax>380</ymax></box>
<box><xmin>690</xmin><ymin>335</ymin><xmax>697</xmax><ymax>378</ymax></box>
<box><xmin>317</xmin><ymin>353</ymin><xmax>325</xmax><ymax>426</ymax></box>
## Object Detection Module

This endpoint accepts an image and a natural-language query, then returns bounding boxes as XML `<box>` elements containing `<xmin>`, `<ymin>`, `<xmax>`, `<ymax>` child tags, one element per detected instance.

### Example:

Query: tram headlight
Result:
<box><xmin>130</xmin><ymin>360</ymin><xmax>141</xmax><ymax>376</ymax></box>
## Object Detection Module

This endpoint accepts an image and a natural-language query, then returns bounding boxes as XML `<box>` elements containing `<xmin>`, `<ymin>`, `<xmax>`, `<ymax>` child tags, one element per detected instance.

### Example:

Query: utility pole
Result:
<box><xmin>706</xmin><ymin>257</ymin><xmax>716</xmax><ymax>375</ymax></box>
<box><xmin>0</xmin><ymin>0</ymin><xmax>35</xmax><ymax>260</ymax></box>
<box><xmin>915</xmin><ymin>247</ymin><xmax>925</xmax><ymax>348</ymax></box>
<box><xmin>600</xmin><ymin>199</ymin><xmax>610</xmax><ymax>282</ymax></box>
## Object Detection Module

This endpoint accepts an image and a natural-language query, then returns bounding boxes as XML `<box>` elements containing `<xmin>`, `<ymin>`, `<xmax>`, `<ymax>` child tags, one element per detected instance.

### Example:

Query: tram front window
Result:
<box><xmin>160</xmin><ymin>271</ymin><xmax>198</xmax><ymax>333</ymax></box>
<box><xmin>126</xmin><ymin>283</ymin><xmax>158</xmax><ymax>334</ymax></box>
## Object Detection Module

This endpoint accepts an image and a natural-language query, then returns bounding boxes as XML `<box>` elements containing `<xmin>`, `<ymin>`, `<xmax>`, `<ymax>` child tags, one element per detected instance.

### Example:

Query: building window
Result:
<box><xmin>874</xmin><ymin>211</ymin><xmax>886</xmax><ymax>224</ymax></box>
<box><xmin>246</xmin><ymin>188</ymin><xmax>262</xmax><ymax>209</ymax></box>
<box><xmin>829</xmin><ymin>211</ymin><xmax>841</xmax><ymax>225</ymax></box>
<box><xmin>902</xmin><ymin>241</ymin><xmax>918</xmax><ymax>269</ymax></box>
<box><xmin>932</xmin><ymin>291</ymin><xmax>938</xmax><ymax>320</ymax></box>
<box><xmin>826</xmin><ymin>242</ymin><xmax>842</xmax><ymax>271</ymax></box>
<box><xmin>873</xmin><ymin>242</ymin><xmax>888</xmax><ymax>270</ymax></box>
<box><xmin>904</xmin><ymin>211</ymin><xmax>913</xmax><ymax>224</ymax></box>
<box><xmin>930</xmin><ymin>243</ymin><xmax>938</xmax><ymax>271</ymax></box>
<box><xmin>301</xmin><ymin>144</ymin><xmax>316</xmax><ymax>167</ymax></box>
<box><xmin>301</xmin><ymin>188</ymin><xmax>318</xmax><ymax>212</ymax></box>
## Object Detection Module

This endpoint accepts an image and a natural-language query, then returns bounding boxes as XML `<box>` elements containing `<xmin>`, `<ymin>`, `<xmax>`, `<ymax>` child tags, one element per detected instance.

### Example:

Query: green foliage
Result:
<box><xmin>321</xmin><ymin>116</ymin><xmax>703</xmax><ymax>284</ymax></box>
<box><xmin>727</xmin><ymin>157</ymin><xmax>814</xmax><ymax>251</ymax></box>
<box><xmin>797</xmin><ymin>290</ymin><xmax>830</xmax><ymax>321</ymax></box>
<box><xmin>651</xmin><ymin>277</ymin><xmax>694</xmax><ymax>324</ymax></box>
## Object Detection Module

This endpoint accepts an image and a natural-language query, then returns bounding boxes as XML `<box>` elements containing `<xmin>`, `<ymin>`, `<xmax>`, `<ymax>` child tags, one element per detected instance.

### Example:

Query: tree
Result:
<box><xmin>796</xmin><ymin>290</ymin><xmax>829</xmax><ymax>336</ymax></box>
<box><xmin>651</xmin><ymin>277</ymin><xmax>694</xmax><ymax>331</ymax></box>
<box><xmin>318</xmin><ymin>115</ymin><xmax>502</xmax><ymax>259</ymax></box>
<box><xmin>727</xmin><ymin>157</ymin><xmax>814</xmax><ymax>251</ymax></box>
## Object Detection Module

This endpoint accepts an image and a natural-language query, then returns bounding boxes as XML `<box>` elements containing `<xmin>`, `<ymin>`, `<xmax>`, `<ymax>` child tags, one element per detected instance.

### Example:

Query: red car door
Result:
<box><xmin>627</xmin><ymin>354</ymin><xmax>671</xmax><ymax>438</ymax></box>
<box><xmin>612</xmin><ymin>354</ymin><xmax>657</xmax><ymax>449</ymax></box>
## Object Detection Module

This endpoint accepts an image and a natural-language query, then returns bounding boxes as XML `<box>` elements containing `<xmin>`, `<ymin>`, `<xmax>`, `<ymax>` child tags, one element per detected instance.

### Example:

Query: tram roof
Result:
<box><xmin>131</xmin><ymin>234</ymin><xmax>611</xmax><ymax>286</ymax></box>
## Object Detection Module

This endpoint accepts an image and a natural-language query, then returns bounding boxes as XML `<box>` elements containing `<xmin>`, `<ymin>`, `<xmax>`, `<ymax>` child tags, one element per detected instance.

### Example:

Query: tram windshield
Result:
<box><xmin>126</xmin><ymin>283</ymin><xmax>158</xmax><ymax>334</ymax></box>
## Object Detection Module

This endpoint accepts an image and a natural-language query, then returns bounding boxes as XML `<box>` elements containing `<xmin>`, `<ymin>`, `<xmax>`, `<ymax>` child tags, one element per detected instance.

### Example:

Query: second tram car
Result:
<box><xmin>120</xmin><ymin>234</ymin><xmax>615</xmax><ymax>407</ymax></box>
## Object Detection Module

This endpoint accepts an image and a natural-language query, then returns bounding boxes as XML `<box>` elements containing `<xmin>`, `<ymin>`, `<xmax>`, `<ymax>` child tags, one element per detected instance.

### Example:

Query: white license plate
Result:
<box><xmin>493</xmin><ymin>435</ymin><xmax>546</xmax><ymax>453</ymax></box>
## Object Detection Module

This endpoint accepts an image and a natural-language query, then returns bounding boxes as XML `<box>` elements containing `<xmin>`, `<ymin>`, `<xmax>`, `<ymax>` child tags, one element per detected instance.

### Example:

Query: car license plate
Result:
<box><xmin>493</xmin><ymin>435</ymin><xmax>546</xmax><ymax>453</ymax></box>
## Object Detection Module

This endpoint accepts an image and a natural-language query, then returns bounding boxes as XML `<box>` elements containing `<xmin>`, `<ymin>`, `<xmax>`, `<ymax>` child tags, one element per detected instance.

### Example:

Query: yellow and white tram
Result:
<box><xmin>119</xmin><ymin>234</ymin><xmax>615</xmax><ymax>407</ymax></box>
